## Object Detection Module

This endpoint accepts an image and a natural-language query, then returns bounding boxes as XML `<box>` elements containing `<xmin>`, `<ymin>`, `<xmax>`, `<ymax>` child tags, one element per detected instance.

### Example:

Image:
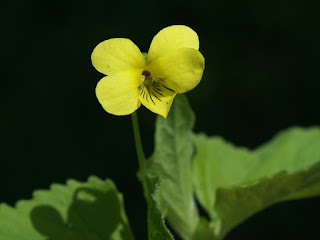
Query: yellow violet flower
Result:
<box><xmin>91</xmin><ymin>25</ymin><xmax>205</xmax><ymax>118</ymax></box>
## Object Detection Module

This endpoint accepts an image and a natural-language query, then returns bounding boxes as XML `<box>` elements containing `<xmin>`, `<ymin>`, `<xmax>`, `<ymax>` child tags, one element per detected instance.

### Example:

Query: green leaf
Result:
<box><xmin>191</xmin><ymin>218</ymin><xmax>215</xmax><ymax>240</ymax></box>
<box><xmin>143</xmin><ymin>175</ymin><xmax>174</xmax><ymax>240</ymax></box>
<box><xmin>148</xmin><ymin>94</ymin><xmax>199</xmax><ymax>240</ymax></box>
<box><xmin>193</xmin><ymin>127</ymin><xmax>320</xmax><ymax>239</ymax></box>
<box><xmin>0</xmin><ymin>176</ymin><xmax>134</xmax><ymax>240</ymax></box>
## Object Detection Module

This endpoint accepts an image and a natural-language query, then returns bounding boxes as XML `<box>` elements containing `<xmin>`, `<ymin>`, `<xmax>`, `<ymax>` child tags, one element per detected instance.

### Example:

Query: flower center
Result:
<box><xmin>142</xmin><ymin>70</ymin><xmax>151</xmax><ymax>79</ymax></box>
<box><xmin>138</xmin><ymin>70</ymin><xmax>175</xmax><ymax>105</ymax></box>
<box><xmin>141</xmin><ymin>70</ymin><xmax>154</xmax><ymax>86</ymax></box>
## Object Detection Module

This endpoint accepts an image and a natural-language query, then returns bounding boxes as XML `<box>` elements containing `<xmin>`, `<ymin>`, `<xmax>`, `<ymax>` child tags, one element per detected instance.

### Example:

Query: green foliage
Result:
<box><xmin>148</xmin><ymin>95</ymin><xmax>199</xmax><ymax>240</ymax></box>
<box><xmin>2</xmin><ymin>95</ymin><xmax>320</xmax><ymax>240</ymax></box>
<box><xmin>143</xmin><ymin>175</ymin><xmax>175</xmax><ymax>240</ymax></box>
<box><xmin>150</xmin><ymin>95</ymin><xmax>320</xmax><ymax>240</ymax></box>
<box><xmin>0</xmin><ymin>176</ymin><xmax>134</xmax><ymax>240</ymax></box>
<box><xmin>193</xmin><ymin>127</ymin><xmax>320</xmax><ymax>239</ymax></box>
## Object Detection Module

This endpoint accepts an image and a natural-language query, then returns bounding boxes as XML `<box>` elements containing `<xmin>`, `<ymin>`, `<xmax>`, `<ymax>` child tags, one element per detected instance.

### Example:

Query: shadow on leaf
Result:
<box><xmin>30</xmin><ymin>187</ymin><xmax>130</xmax><ymax>240</ymax></box>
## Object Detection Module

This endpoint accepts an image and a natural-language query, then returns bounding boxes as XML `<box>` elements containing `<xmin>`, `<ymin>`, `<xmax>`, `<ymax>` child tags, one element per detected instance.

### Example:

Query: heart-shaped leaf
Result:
<box><xmin>193</xmin><ymin>127</ymin><xmax>320</xmax><ymax>239</ymax></box>
<box><xmin>0</xmin><ymin>176</ymin><xmax>134</xmax><ymax>240</ymax></box>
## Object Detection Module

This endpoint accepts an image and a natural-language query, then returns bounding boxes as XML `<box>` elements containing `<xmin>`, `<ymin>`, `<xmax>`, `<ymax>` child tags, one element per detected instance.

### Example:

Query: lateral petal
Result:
<box><xmin>92</xmin><ymin>38</ymin><xmax>146</xmax><ymax>75</ymax></box>
<box><xmin>147</xmin><ymin>25</ymin><xmax>199</xmax><ymax>64</ymax></box>
<box><xmin>96</xmin><ymin>69</ymin><xmax>142</xmax><ymax>116</ymax></box>
<box><xmin>146</xmin><ymin>48</ymin><xmax>205</xmax><ymax>93</ymax></box>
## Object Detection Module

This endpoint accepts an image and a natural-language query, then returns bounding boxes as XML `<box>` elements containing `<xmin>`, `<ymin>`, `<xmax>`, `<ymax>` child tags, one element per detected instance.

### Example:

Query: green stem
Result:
<box><xmin>131</xmin><ymin>111</ymin><xmax>147</xmax><ymax>180</ymax></box>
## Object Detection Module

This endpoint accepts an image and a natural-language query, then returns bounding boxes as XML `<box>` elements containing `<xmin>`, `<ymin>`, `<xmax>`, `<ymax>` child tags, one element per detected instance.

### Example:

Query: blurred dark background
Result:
<box><xmin>1</xmin><ymin>0</ymin><xmax>320</xmax><ymax>239</ymax></box>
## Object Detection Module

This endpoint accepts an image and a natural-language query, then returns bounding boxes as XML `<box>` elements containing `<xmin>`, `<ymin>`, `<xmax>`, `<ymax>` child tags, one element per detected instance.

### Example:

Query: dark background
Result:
<box><xmin>1</xmin><ymin>0</ymin><xmax>320</xmax><ymax>239</ymax></box>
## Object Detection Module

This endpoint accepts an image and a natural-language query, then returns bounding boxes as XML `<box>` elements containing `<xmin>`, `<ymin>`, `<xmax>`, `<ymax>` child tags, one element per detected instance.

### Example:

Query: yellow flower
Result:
<box><xmin>91</xmin><ymin>25</ymin><xmax>205</xmax><ymax>118</ymax></box>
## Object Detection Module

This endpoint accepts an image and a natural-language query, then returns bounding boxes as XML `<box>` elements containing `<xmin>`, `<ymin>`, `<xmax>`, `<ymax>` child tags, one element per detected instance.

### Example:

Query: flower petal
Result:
<box><xmin>146</xmin><ymin>48</ymin><xmax>205</xmax><ymax>93</ymax></box>
<box><xmin>96</xmin><ymin>69</ymin><xmax>142</xmax><ymax>116</ymax></box>
<box><xmin>138</xmin><ymin>82</ymin><xmax>176</xmax><ymax>118</ymax></box>
<box><xmin>147</xmin><ymin>25</ymin><xmax>200</xmax><ymax>64</ymax></box>
<box><xmin>92</xmin><ymin>38</ymin><xmax>146</xmax><ymax>75</ymax></box>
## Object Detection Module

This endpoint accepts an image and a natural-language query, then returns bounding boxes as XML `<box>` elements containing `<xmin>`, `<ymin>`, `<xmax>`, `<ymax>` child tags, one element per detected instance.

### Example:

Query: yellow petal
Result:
<box><xmin>147</xmin><ymin>25</ymin><xmax>200</xmax><ymax>64</ymax></box>
<box><xmin>146</xmin><ymin>48</ymin><xmax>205</xmax><ymax>93</ymax></box>
<box><xmin>138</xmin><ymin>81</ymin><xmax>177</xmax><ymax>118</ymax></box>
<box><xmin>96</xmin><ymin>69</ymin><xmax>142</xmax><ymax>116</ymax></box>
<box><xmin>92</xmin><ymin>38</ymin><xmax>146</xmax><ymax>75</ymax></box>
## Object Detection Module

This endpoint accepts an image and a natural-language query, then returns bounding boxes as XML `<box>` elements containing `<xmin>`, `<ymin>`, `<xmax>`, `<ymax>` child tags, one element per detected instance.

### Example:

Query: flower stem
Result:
<box><xmin>131</xmin><ymin>111</ymin><xmax>147</xmax><ymax>179</ymax></box>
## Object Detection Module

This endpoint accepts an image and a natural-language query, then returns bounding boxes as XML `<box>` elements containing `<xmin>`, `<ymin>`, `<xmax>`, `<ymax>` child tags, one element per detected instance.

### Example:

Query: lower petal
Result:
<box><xmin>96</xmin><ymin>69</ymin><xmax>142</xmax><ymax>116</ymax></box>
<box><xmin>138</xmin><ymin>81</ymin><xmax>177</xmax><ymax>118</ymax></box>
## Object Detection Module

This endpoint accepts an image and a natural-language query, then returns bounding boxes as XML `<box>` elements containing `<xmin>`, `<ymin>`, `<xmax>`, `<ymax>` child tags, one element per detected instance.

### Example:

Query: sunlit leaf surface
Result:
<box><xmin>193</xmin><ymin>127</ymin><xmax>320</xmax><ymax>239</ymax></box>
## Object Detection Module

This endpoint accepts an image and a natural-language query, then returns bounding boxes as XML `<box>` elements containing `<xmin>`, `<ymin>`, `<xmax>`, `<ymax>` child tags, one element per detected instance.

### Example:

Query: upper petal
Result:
<box><xmin>91</xmin><ymin>38</ymin><xmax>146</xmax><ymax>75</ymax></box>
<box><xmin>146</xmin><ymin>48</ymin><xmax>205</xmax><ymax>93</ymax></box>
<box><xmin>96</xmin><ymin>69</ymin><xmax>143</xmax><ymax>116</ymax></box>
<box><xmin>146</xmin><ymin>25</ymin><xmax>200</xmax><ymax>64</ymax></box>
